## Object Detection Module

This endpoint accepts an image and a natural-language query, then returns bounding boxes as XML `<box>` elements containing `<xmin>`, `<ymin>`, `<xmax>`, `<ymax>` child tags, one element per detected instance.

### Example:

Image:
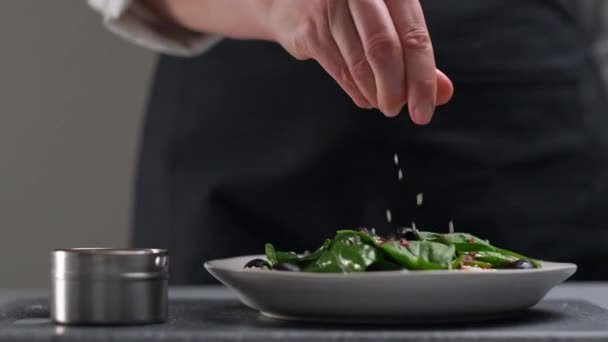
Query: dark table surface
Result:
<box><xmin>0</xmin><ymin>284</ymin><xmax>607</xmax><ymax>341</ymax></box>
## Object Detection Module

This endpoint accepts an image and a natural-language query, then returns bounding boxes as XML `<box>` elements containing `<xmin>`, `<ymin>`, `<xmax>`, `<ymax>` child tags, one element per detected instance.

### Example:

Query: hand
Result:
<box><xmin>267</xmin><ymin>0</ymin><xmax>454</xmax><ymax>124</ymax></box>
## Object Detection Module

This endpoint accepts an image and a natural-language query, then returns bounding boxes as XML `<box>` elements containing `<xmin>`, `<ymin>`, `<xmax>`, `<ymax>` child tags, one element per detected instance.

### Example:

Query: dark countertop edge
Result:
<box><xmin>0</xmin><ymin>282</ymin><xmax>607</xmax><ymax>307</ymax></box>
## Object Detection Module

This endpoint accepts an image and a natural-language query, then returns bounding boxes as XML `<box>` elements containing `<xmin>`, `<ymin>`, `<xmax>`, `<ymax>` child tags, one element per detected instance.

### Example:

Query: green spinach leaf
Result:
<box><xmin>440</xmin><ymin>233</ymin><xmax>494</xmax><ymax>252</ymax></box>
<box><xmin>378</xmin><ymin>240</ymin><xmax>455</xmax><ymax>270</ymax></box>
<box><xmin>265</xmin><ymin>243</ymin><xmax>278</xmax><ymax>266</ymax></box>
<box><xmin>303</xmin><ymin>231</ymin><xmax>378</xmax><ymax>272</ymax></box>
<box><xmin>472</xmin><ymin>250</ymin><xmax>519</xmax><ymax>268</ymax></box>
<box><xmin>264</xmin><ymin>243</ymin><xmax>298</xmax><ymax>266</ymax></box>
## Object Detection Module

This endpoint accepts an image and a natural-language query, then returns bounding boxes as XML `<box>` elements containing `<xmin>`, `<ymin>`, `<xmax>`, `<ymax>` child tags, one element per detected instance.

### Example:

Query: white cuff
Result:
<box><xmin>88</xmin><ymin>0</ymin><xmax>221</xmax><ymax>57</ymax></box>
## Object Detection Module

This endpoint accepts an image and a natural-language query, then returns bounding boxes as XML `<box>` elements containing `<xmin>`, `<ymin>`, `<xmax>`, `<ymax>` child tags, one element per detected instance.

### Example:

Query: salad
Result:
<box><xmin>244</xmin><ymin>228</ymin><xmax>541</xmax><ymax>272</ymax></box>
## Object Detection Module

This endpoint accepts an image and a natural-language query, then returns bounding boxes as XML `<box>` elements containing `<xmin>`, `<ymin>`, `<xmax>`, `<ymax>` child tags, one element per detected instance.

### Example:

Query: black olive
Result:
<box><xmin>273</xmin><ymin>263</ymin><xmax>301</xmax><ymax>272</ymax></box>
<box><xmin>243</xmin><ymin>258</ymin><xmax>270</xmax><ymax>269</ymax></box>
<box><xmin>396</xmin><ymin>227</ymin><xmax>419</xmax><ymax>241</ymax></box>
<box><xmin>513</xmin><ymin>259</ymin><xmax>537</xmax><ymax>269</ymax></box>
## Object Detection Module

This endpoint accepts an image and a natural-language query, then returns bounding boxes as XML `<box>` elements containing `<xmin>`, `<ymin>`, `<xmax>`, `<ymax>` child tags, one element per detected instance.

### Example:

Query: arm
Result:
<box><xmin>88</xmin><ymin>0</ymin><xmax>221</xmax><ymax>56</ymax></box>
<box><xmin>145</xmin><ymin>0</ymin><xmax>274</xmax><ymax>41</ymax></box>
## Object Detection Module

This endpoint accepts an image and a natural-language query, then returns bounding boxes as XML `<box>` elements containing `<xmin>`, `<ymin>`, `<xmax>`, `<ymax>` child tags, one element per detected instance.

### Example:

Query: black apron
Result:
<box><xmin>133</xmin><ymin>0</ymin><xmax>608</xmax><ymax>283</ymax></box>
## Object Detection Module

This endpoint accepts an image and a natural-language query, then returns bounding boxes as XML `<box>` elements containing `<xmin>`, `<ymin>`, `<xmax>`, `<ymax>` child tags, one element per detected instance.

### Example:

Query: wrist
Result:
<box><xmin>250</xmin><ymin>0</ymin><xmax>276</xmax><ymax>42</ymax></box>
<box><xmin>144</xmin><ymin>0</ymin><xmax>277</xmax><ymax>42</ymax></box>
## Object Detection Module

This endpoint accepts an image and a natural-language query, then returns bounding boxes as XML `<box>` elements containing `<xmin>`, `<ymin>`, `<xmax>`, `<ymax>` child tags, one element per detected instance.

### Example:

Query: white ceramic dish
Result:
<box><xmin>205</xmin><ymin>255</ymin><xmax>576</xmax><ymax>323</ymax></box>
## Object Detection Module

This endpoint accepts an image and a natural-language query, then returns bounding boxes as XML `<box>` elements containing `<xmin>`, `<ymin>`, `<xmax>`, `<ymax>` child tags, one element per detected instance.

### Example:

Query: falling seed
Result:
<box><xmin>393</xmin><ymin>153</ymin><xmax>399</xmax><ymax>166</ymax></box>
<box><xmin>416</xmin><ymin>193</ymin><xmax>424</xmax><ymax>207</ymax></box>
<box><xmin>449</xmin><ymin>220</ymin><xmax>454</xmax><ymax>234</ymax></box>
<box><xmin>386</xmin><ymin>209</ymin><xmax>392</xmax><ymax>223</ymax></box>
<box><xmin>398</xmin><ymin>169</ymin><xmax>404</xmax><ymax>181</ymax></box>
<box><xmin>411</xmin><ymin>221</ymin><xmax>417</xmax><ymax>230</ymax></box>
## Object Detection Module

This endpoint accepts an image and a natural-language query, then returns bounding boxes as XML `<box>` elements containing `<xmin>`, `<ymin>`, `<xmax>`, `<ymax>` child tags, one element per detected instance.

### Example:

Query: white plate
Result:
<box><xmin>204</xmin><ymin>255</ymin><xmax>576</xmax><ymax>324</ymax></box>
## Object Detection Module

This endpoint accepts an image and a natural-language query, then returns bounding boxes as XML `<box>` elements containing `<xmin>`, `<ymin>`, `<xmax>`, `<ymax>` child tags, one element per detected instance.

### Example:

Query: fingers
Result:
<box><xmin>276</xmin><ymin>0</ymin><xmax>452</xmax><ymax>118</ymax></box>
<box><xmin>315</xmin><ymin>41</ymin><xmax>374</xmax><ymax>109</ymax></box>
<box><xmin>293</xmin><ymin>7</ymin><xmax>372</xmax><ymax>109</ymax></box>
<box><xmin>436</xmin><ymin>69</ymin><xmax>454</xmax><ymax>105</ymax></box>
<box><xmin>348</xmin><ymin>0</ymin><xmax>406</xmax><ymax>117</ymax></box>
<box><xmin>385</xmin><ymin>0</ymin><xmax>436</xmax><ymax>125</ymax></box>
<box><xmin>327</xmin><ymin>1</ymin><xmax>378</xmax><ymax>109</ymax></box>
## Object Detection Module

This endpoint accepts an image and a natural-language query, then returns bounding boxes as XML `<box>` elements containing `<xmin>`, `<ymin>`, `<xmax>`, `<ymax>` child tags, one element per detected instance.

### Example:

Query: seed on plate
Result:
<box><xmin>273</xmin><ymin>263</ymin><xmax>301</xmax><ymax>272</ymax></box>
<box><xmin>416</xmin><ymin>193</ymin><xmax>423</xmax><ymax>207</ymax></box>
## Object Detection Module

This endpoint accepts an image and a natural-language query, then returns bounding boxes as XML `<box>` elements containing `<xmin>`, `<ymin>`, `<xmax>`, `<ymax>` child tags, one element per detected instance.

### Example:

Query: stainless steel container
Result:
<box><xmin>51</xmin><ymin>248</ymin><xmax>169</xmax><ymax>325</ymax></box>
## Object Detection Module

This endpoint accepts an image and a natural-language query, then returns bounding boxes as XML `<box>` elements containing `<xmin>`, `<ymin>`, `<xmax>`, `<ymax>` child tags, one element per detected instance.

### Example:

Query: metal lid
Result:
<box><xmin>52</xmin><ymin>248</ymin><xmax>169</xmax><ymax>280</ymax></box>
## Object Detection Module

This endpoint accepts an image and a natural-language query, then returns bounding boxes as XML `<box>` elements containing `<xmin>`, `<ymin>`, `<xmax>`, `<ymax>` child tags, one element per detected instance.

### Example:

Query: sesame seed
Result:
<box><xmin>416</xmin><ymin>193</ymin><xmax>423</xmax><ymax>207</ymax></box>
<box><xmin>398</xmin><ymin>169</ymin><xmax>403</xmax><ymax>181</ymax></box>
<box><xmin>393</xmin><ymin>153</ymin><xmax>399</xmax><ymax>166</ymax></box>
<box><xmin>449</xmin><ymin>220</ymin><xmax>454</xmax><ymax>233</ymax></box>
<box><xmin>386</xmin><ymin>209</ymin><xmax>392</xmax><ymax>223</ymax></box>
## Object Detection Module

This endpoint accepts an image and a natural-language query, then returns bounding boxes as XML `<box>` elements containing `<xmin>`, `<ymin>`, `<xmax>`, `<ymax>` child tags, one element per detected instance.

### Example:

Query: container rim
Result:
<box><xmin>52</xmin><ymin>248</ymin><xmax>167</xmax><ymax>256</ymax></box>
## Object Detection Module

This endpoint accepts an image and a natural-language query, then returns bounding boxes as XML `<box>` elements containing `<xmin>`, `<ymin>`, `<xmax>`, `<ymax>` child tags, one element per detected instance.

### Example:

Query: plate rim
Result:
<box><xmin>204</xmin><ymin>254</ymin><xmax>577</xmax><ymax>278</ymax></box>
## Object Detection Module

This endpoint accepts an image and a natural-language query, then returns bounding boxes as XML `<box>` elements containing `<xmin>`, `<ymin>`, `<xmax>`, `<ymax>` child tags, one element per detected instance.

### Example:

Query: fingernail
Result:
<box><xmin>355</xmin><ymin>98</ymin><xmax>373</xmax><ymax>110</ymax></box>
<box><xmin>384</xmin><ymin>109</ymin><xmax>398</xmax><ymax>117</ymax></box>
<box><xmin>413</xmin><ymin>102</ymin><xmax>435</xmax><ymax>125</ymax></box>
<box><xmin>384</xmin><ymin>103</ymin><xmax>405</xmax><ymax>117</ymax></box>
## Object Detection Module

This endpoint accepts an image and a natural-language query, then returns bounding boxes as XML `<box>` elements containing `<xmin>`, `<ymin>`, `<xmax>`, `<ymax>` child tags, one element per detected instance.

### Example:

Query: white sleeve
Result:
<box><xmin>87</xmin><ymin>0</ymin><xmax>222</xmax><ymax>57</ymax></box>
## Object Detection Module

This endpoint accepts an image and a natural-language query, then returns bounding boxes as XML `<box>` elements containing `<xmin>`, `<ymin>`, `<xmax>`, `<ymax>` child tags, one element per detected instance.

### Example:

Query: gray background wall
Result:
<box><xmin>0</xmin><ymin>1</ymin><xmax>155</xmax><ymax>287</ymax></box>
